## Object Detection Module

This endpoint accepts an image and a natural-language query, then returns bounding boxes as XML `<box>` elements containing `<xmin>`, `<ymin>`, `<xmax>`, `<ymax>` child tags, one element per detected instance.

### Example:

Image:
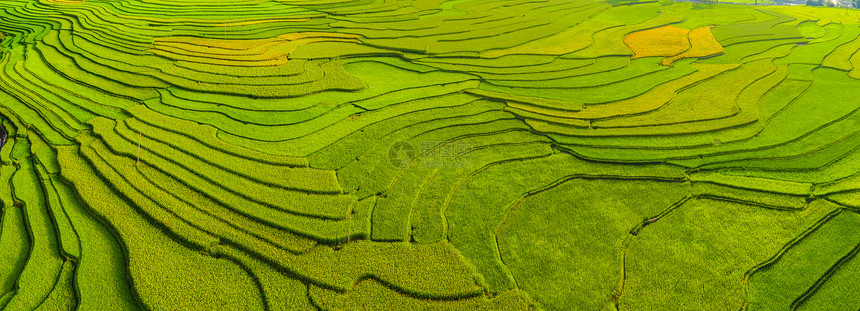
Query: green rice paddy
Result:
<box><xmin>0</xmin><ymin>0</ymin><xmax>858</xmax><ymax>309</ymax></box>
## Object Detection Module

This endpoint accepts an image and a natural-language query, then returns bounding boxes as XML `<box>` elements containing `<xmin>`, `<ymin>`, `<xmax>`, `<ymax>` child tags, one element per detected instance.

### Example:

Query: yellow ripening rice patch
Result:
<box><xmin>150</xmin><ymin>32</ymin><xmax>362</xmax><ymax>66</ymax></box>
<box><xmin>110</xmin><ymin>13</ymin><xmax>312</xmax><ymax>26</ymax></box>
<box><xmin>44</xmin><ymin>0</ymin><xmax>83</xmax><ymax>4</ymax></box>
<box><xmin>214</xmin><ymin>18</ymin><xmax>314</xmax><ymax>27</ymax></box>
<box><xmin>624</xmin><ymin>25</ymin><xmax>691</xmax><ymax>59</ymax></box>
<box><xmin>154</xmin><ymin>32</ymin><xmax>361</xmax><ymax>51</ymax></box>
<box><xmin>660</xmin><ymin>26</ymin><xmax>724</xmax><ymax>66</ymax></box>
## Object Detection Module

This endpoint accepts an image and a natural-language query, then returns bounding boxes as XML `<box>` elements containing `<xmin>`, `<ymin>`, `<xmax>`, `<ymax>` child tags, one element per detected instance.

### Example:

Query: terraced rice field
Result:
<box><xmin>0</xmin><ymin>0</ymin><xmax>859</xmax><ymax>309</ymax></box>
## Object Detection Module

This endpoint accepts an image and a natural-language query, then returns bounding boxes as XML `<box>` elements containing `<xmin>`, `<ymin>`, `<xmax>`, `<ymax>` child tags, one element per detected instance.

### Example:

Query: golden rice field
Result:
<box><xmin>0</xmin><ymin>0</ymin><xmax>859</xmax><ymax>309</ymax></box>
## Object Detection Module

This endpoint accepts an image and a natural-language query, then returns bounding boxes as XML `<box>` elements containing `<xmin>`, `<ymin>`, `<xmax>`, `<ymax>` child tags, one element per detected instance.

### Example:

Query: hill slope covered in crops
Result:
<box><xmin>0</xmin><ymin>0</ymin><xmax>859</xmax><ymax>310</ymax></box>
